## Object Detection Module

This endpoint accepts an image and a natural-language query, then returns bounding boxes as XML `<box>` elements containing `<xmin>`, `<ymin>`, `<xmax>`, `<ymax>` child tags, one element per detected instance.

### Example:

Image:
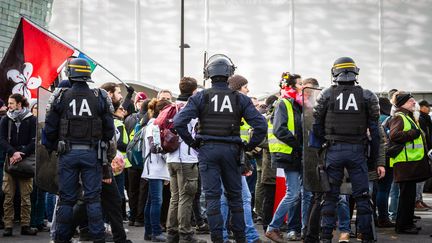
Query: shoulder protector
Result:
<box><xmin>46</xmin><ymin>87</ymin><xmax>68</xmax><ymax>113</ymax></box>
<box><xmin>96</xmin><ymin>88</ymin><xmax>114</xmax><ymax>114</ymax></box>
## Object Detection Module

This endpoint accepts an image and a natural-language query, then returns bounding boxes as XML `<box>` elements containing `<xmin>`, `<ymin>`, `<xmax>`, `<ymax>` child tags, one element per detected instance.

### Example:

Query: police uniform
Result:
<box><xmin>173</xmin><ymin>54</ymin><xmax>267</xmax><ymax>243</ymax></box>
<box><xmin>44</xmin><ymin>58</ymin><xmax>115</xmax><ymax>243</ymax></box>
<box><xmin>313</xmin><ymin>57</ymin><xmax>380</xmax><ymax>243</ymax></box>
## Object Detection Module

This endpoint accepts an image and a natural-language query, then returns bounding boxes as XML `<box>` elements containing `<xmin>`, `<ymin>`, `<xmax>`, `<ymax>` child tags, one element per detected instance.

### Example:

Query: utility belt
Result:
<box><xmin>57</xmin><ymin>140</ymin><xmax>97</xmax><ymax>153</ymax></box>
<box><xmin>200</xmin><ymin>140</ymin><xmax>240</xmax><ymax>146</ymax></box>
<box><xmin>57</xmin><ymin>140</ymin><xmax>108</xmax><ymax>164</ymax></box>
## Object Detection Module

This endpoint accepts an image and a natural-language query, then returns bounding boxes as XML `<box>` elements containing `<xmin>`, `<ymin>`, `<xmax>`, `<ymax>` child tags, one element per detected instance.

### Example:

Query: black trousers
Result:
<box><xmin>127</xmin><ymin>168</ymin><xmax>147</xmax><ymax>223</ymax></box>
<box><xmin>304</xmin><ymin>192</ymin><xmax>323</xmax><ymax>243</ymax></box>
<box><xmin>396</xmin><ymin>181</ymin><xmax>416</xmax><ymax>231</ymax></box>
<box><xmin>261</xmin><ymin>183</ymin><xmax>276</xmax><ymax>231</ymax></box>
<box><xmin>74</xmin><ymin>179</ymin><xmax>127</xmax><ymax>242</ymax></box>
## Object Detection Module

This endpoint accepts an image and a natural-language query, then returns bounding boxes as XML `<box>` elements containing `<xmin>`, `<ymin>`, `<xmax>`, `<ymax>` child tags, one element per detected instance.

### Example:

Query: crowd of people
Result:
<box><xmin>0</xmin><ymin>55</ymin><xmax>431</xmax><ymax>243</ymax></box>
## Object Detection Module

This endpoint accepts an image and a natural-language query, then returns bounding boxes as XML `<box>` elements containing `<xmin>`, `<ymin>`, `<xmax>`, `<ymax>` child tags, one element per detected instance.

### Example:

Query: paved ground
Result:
<box><xmin>1</xmin><ymin>194</ymin><xmax>432</xmax><ymax>242</ymax></box>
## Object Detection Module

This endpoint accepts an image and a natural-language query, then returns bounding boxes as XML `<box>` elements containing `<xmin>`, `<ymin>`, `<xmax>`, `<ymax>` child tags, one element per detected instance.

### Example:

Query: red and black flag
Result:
<box><xmin>0</xmin><ymin>17</ymin><xmax>74</xmax><ymax>102</ymax></box>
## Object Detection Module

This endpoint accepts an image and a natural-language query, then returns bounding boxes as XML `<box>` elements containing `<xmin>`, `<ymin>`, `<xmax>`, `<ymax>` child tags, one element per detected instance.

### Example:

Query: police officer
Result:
<box><xmin>174</xmin><ymin>54</ymin><xmax>267</xmax><ymax>243</ymax></box>
<box><xmin>45</xmin><ymin>57</ymin><xmax>115</xmax><ymax>243</ymax></box>
<box><xmin>312</xmin><ymin>57</ymin><xmax>380</xmax><ymax>243</ymax></box>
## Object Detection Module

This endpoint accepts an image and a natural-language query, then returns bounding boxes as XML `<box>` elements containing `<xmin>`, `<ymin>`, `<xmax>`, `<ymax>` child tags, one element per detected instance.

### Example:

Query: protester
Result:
<box><xmin>0</xmin><ymin>98</ymin><xmax>7</xmax><ymax>230</ymax></box>
<box><xmin>112</xmin><ymin>102</ymin><xmax>128</xmax><ymax>220</ymax></box>
<box><xmin>266</xmin><ymin>72</ymin><xmax>304</xmax><ymax>242</ymax></box>
<box><xmin>389</xmin><ymin>92</ymin><xmax>432</xmax><ymax>234</ymax></box>
<box><xmin>415</xmin><ymin>99</ymin><xmax>432</xmax><ymax>210</ymax></box>
<box><xmin>165</xmin><ymin>77</ymin><xmax>206</xmax><ymax>243</ymax></box>
<box><xmin>142</xmin><ymin>98</ymin><xmax>172</xmax><ymax>242</ymax></box>
<box><xmin>157</xmin><ymin>89</ymin><xmax>173</xmax><ymax>102</ymax></box>
<box><xmin>0</xmin><ymin>93</ymin><xmax>38</xmax><ymax>236</ymax></box>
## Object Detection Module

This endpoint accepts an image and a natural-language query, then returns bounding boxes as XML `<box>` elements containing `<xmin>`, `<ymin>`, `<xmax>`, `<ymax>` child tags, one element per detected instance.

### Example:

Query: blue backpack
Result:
<box><xmin>126</xmin><ymin>122</ymin><xmax>146</xmax><ymax>168</ymax></box>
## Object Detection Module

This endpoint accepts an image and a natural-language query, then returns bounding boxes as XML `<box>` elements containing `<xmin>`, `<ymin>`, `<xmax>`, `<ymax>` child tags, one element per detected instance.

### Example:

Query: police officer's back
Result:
<box><xmin>173</xmin><ymin>54</ymin><xmax>267</xmax><ymax>243</ymax></box>
<box><xmin>45</xmin><ymin>57</ymin><xmax>114</xmax><ymax>243</ymax></box>
<box><xmin>312</xmin><ymin>57</ymin><xmax>380</xmax><ymax>243</ymax></box>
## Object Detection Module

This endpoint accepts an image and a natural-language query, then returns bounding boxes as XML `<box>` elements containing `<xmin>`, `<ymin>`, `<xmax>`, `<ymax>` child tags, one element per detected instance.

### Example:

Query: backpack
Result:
<box><xmin>126</xmin><ymin>122</ymin><xmax>146</xmax><ymax>167</ymax></box>
<box><xmin>153</xmin><ymin>103</ymin><xmax>184</xmax><ymax>153</ymax></box>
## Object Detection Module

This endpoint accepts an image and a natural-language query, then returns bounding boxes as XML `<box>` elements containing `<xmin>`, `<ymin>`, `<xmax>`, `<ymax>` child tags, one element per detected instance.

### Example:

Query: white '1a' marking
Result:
<box><xmin>69</xmin><ymin>99</ymin><xmax>93</xmax><ymax>116</ymax></box>
<box><xmin>336</xmin><ymin>93</ymin><xmax>358</xmax><ymax>111</ymax></box>
<box><xmin>211</xmin><ymin>95</ymin><xmax>233</xmax><ymax>112</ymax></box>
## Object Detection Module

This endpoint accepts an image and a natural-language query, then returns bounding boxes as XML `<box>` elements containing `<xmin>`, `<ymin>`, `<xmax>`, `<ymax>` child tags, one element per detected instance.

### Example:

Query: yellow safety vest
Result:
<box><xmin>389</xmin><ymin>112</ymin><xmax>425</xmax><ymax>167</ymax></box>
<box><xmin>114</xmin><ymin>119</ymin><xmax>132</xmax><ymax>168</ymax></box>
<box><xmin>268</xmin><ymin>99</ymin><xmax>295</xmax><ymax>154</ymax></box>
<box><xmin>240</xmin><ymin>119</ymin><xmax>251</xmax><ymax>143</ymax></box>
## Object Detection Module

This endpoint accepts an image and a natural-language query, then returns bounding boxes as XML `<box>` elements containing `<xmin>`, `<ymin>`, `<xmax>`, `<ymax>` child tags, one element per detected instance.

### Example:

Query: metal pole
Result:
<box><xmin>378</xmin><ymin>0</ymin><xmax>383</xmax><ymax>94</ymax></box>
<box><xmin>21</xmin><ymin>15</ymin><xmax>132</xmax><ymax>88</ymax></box>
<box><xmin>180</xmin><ymin>0</ymin><xmax>185</xmax><ymax>79</ymax></box>
<box><xmin>136</xmin><ymin>0</ymin><xmax>141</xmax><ymax>82</ymax></box>
<box><xmin>78</xmin><ymin>0</ymin><xmax>83</xmax><ymax>49</ymax></box>
<box><xmin>290</xmin><ymin>0</ymin><xmax>295</xmax><ymax>72</ymax></box>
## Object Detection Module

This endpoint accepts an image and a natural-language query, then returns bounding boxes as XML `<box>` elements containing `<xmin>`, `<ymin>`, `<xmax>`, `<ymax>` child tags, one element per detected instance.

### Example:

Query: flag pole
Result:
<box><xmin>19</xmin><ymin>15</ymin><xmax>132</xmax><ymax>89</ymax></box>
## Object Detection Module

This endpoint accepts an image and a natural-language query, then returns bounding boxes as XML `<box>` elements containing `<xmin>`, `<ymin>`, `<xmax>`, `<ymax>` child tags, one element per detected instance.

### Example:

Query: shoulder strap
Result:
<box><xmin>7</xmin><ymin>119</ymin><xmax>12</xmax><ymax>143</ymax></box>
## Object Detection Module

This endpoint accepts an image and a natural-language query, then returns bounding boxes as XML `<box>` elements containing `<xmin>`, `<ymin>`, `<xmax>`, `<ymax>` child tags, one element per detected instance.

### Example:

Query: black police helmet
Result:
<box><xmin>331</xmin><ymin>57</ymin><xmax>359</xmax><ymax>83</ymax></box>
<box><xmin>204</xmin><ymin>54</ymin><xmax>236</xmax><ymax>79</ymax></box>
<box><xmin>65</xmin><ymin>57</ymin><xmax>93</xmax><ymax>82</ymax></box>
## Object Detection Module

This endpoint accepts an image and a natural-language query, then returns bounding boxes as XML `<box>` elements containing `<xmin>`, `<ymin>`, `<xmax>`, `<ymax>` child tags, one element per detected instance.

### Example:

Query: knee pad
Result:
<box><xmin>323</xmin><ymin>193</ymin><xmax>338</xmax><ymax>203</ymax></box>
<box><xmin>354</xmin><ymin>192</ymin><xmax>372</xmax><ymax>216</ymax></box>
<box><xmin>207</xmin><ymin>208</ymin><xmax>220</xmax><ymax>217</ymax></box>
<box><xmin>230</xmin><ymin>206</ymin><xmax>244</xmax><ymax>214</ymax></box>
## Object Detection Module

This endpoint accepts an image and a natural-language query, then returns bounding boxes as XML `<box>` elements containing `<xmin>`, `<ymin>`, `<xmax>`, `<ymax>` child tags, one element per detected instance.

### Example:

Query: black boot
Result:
<box><xmin>179</xmin><ymin>233</ymin><xmax>207</xmax><ymax>243</ymax></box>
<box><xmin>3</xmin><ymin>227</ymin><xmax>12</xmax><ymax>237</ymax></box>
<box><xmin>167</xmin><ymin>231</ymin><xmax>179</xmax><ymax>243</ymax></box>
<box><xmin>21</xmin><ymin>226</ymin><xmax>38</xmax><ymax>235</ymax></box>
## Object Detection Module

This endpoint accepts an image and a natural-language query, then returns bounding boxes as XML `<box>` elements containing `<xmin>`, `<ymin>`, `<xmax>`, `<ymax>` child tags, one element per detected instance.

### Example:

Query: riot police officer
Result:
<box><xmin>312</xmin><ymin>57</ymin><xmax>380</xmax><ymax>243</ymax></box>
<box><xmin>45</xmin><ymin>57</ymin><xmax>115</xmax><ymax>243</ymax></box>
<box><xmin>173</xmin><ymin>54</ymin><xmax>267</xmax><ymax>243</ymax></box>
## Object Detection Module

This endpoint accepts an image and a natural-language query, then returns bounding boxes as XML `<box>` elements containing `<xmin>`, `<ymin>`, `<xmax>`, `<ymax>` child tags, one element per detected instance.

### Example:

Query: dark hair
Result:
<box><xmin>9</xmin><ymin>93</ymin><xmax>29</xmax><ymax>108</ymax></box>
<box><xmin>179</xmin><ymin>77</ymin><xmax>198</xmax><ymax>95</ymax></box>
<box><xmin>147</xmin><ymin>98</ymin><xmax>171</xmax><ymax>118</ymax></box>
<box><xmin>157</xmin><ymin>89</ymin><xmax>172</xmax><ymax>100</ymax></box>
<box><xmin>113</xmin><ymin>100</ymin><xmax>121</xmax><ymax>112</ymax></box>
<box><xmin>140</xmin><ymin>98</ymin><xmax>151</xmax><ymax>114</ymax></box>
<box><xmin>100</xmin><ymin>82</ymin><xmax>120</xmax><ymax>94</ymax></box>
<box><xmin>418</xmin><ymin>99</ymin><xmax>430</xmax><ymax>107</ymax></box>
<box><xmin>265</xmin><ymin>95</ymin><xmax>278</xmax><ymax>107</ymax></box>
<box><xmin>303</xmin><ymin>78</ymin><xmax>319</xmax><ymax>87</ymax></box>
<box><xmin>280</xmin><ymin>72</ymin><xmax>301</xmax><ymax>88</ymax></box>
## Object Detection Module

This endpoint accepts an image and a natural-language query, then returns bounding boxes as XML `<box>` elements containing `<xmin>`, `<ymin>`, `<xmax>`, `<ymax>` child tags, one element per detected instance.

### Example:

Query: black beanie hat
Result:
<box><xmin>395</xmin><ymin>93</ymin><xmax>413</xmax><ymax>108</ymax></box>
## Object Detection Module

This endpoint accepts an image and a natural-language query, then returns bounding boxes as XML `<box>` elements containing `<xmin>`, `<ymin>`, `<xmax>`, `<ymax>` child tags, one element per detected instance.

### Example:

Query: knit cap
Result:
<box><xmin>228</xmin><ymin>75</ymin><xmax>248</xmax><ymax>91</ymax></box>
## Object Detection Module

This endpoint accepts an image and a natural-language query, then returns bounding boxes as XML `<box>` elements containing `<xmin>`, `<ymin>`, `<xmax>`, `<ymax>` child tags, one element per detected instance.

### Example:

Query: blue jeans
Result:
<box><xmin>416</xmin><ymin>182</ymin><xmax>425</xmax><ymax>201</ymax></box>
<box><xmin>337</xmin><ymin>195</ymin><xmax>350</xmax><ymax>232</ymax></box>
<box><xmin>221</xmin><ymin>176</ymin><xmax>259</xmax><ymax>242</ymax></box>
<box><xmin>389</xmin><ymin>182</ymin><xmax>399</xmax><ymax>221</ymax></box>
<box><xmin>268</xmin><ymin>170</ymin><xmax>301</xmax><ymax>233</ymax></box>
<box><xmin>144</xmin><ymin>179</ymin><xmax>163</xmax><ymax>236</ymax></box>
<box><xmin>376</xmin><ymin>167</ymin><xmax>393</xmax><ymax>220</ymax></box>
<box><xmin>46</xmin><ymin>193</ymin><xmax>57</xmax><ymax>222</ymax></box>
<box><xmin>288</xmin><ymin>175</ymin><xmax>313</xmax><ymax>233</ymax></box>
<box><xmin>300</xmin><ymin>178</ymin><xmax>313</xmax><ymax>231</ymax></box>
